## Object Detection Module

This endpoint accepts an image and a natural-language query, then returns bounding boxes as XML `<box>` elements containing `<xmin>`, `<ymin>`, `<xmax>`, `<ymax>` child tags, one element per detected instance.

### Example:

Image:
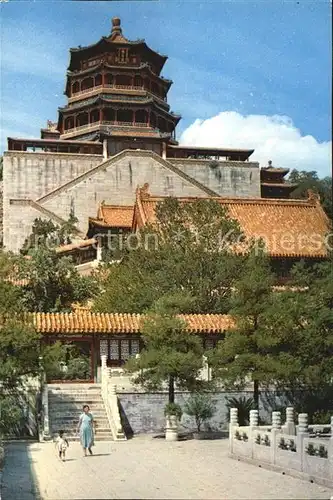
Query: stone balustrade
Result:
<box><xmin>229</xmin><ymin>407</ymin><xmax>333</xmax><ymax>488</ymax></box>
<box><xmin>100</xmin><ymin>355</ymin><xmax>127</xmax><ymax>440</ymax></box>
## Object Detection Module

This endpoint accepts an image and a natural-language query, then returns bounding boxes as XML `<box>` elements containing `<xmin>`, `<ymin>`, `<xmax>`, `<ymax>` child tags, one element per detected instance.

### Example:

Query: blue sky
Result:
<box><xmin>1</xmin><ymin>1</ymin><xmax>331</xmax><ymax>175</ymax></box>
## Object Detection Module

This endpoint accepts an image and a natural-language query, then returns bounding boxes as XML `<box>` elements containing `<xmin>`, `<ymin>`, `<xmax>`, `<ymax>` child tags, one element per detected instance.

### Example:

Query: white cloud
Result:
<box><xmin>179</xmin><ymin>112</ymin><xmax>332</xmax><ymax>177</ymax></box>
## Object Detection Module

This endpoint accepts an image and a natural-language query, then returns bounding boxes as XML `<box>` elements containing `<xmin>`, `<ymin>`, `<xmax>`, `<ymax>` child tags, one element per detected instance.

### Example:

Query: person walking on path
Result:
<box><xmin>77</xmin><ymin>404</ymin><xmax>94</xmax><ymax>457</ymax></box>
<box><xmin>55</xmin><ymin>430</ymin><xmax>69</xmax><ymax>461</ymax></box>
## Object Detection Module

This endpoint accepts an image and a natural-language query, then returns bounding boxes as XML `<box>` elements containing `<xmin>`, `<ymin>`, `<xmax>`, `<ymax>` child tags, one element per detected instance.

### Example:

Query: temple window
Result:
<box><xmin>90</xmin><ymin>109</ymin><xmax>100</xmax><ymax>123</ymax></box>
<box><xmin>95</xmin><ymin>74</ymin><xmax>102</xmax><ymax>86</ymax></box>
<box><xmin>100</xmin><ymin>338</ymin><xmax>141</xmax><ymax>365</ymax></box>
<box><xmin>105</xmin><ymin>73</ymin><xmax>113</xmax><ymax>85</ymax></box>
<box><xmin>135</xmin><ymin>109</ymin><xmax>147</xmax><ymax>124</ymax></box>
<box><xmin>81</xmin><ymin>77</ymin><xmax>94</xmax><ymax>91</ymax></box>
<box><xmin>117</xmin><ymin>109</ymin><xmax>133</xmax><ymax>123</ymax></box>
<box><xmin>103</xmin><ymin>108</ymin><xmax>115</xmax><ymax>122</ymax></box>
<box><xmin>64</xmin><ymin>117</ymin><xmax>74</xmax><ymax>130</ymax></box>
<box><xmin>72</xmin><ymin>81</ymin><xmax>80</xmax><ymax>94</ymax></box>
<box><xmin>115</xmin><ymin>74</ymin><xmax>132</xmax><ymax>87</ymax></box>
<box><xmin>77</xmin><ymin>112</ymin><xmax>89</xmax><ymax>127</ymax></box>
<box><xmin>134</xmin><ymin>75</ymin><xmax>143</xmax><ymax>88</ymax></box>
<box><xmin>117</xmin><ymin>48</ymin><xmax>129</xmax><ymax>63</ymax></box>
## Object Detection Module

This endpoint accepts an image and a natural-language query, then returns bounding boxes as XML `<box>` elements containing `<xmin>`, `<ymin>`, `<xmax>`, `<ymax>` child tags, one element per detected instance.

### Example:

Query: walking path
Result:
<box><xmin>1</xmin><ymin>438</ymin><xmax>332</xmax><ymax>499</ymax></box>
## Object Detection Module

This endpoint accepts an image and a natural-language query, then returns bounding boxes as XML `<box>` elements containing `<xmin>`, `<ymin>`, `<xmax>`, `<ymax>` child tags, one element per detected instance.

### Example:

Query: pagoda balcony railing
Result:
<box><xmin>62</xmin><ymin>120</ymin><xmax>150</xmax><ymax>136</ymax></box>
<box><xmin>69</xmin><ymin>85</ymin><xmax>168</xmax><ymax>103</ymax></box>
<box><xmin>103</xmin><ymin>120</ymin><xmax>149</xmax><ymax>128</ymax></box>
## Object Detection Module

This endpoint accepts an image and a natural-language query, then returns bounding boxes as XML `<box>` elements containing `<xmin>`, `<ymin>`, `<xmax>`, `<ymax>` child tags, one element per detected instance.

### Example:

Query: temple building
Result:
<box><xmin>2</xmin><ymin>17</ymin><xmax>301</xmax><ymax>253</ymax></box>
<box><xmin>28</xmin><ymin>311</ymin><xmax>233</xmax><ymax>381</ymax></box>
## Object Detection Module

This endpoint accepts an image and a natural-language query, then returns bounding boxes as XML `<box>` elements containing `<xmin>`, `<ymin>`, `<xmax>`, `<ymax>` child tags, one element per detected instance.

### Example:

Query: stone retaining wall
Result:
<box><xmin>118</xmin><ymin>391</ymin><xmax>273</xmax><ymax>434</ymax></box>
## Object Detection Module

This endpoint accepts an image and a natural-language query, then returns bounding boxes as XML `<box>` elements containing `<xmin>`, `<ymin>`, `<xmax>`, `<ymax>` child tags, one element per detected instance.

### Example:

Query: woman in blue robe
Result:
<box><xmin>77</xmin><ymin>404</ymin><xmax>94</xmax><ymax>456</ymax></box>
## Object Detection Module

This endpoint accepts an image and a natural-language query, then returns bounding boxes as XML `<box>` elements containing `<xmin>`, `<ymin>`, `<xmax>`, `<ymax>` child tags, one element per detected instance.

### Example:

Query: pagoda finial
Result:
<box><xmin>111</xmin><ymin>17</ymin><xmax>122</xmax><ymax>35</ymax></box>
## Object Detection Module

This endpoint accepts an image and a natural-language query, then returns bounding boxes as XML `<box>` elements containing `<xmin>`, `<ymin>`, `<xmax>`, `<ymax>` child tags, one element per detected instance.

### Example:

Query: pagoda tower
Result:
<box><xmin>57</xmin><ymin>17</ymin><xmax>181</xmax><ymax>157</ymax></box>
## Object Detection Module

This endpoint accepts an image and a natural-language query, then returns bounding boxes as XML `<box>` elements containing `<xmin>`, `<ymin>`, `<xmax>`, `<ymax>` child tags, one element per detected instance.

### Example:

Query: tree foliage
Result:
<box><xmin>125</xmin><ymin>292</ymin><xmax>206</xmax><ymax>402</ymax></box>
<box><xmin>95</xmin><ymin>198</ymin><xmax>244</xmax><ymax>314</ymax></box>
<box><xmin>0</xmin><ymin>250</ymin><xmax>69</xmax><ymax>434</ymax></box>
<box><xmin>210</xmin><ymin>251</ymin><xmax>333</xmax><ymax>417</ymax></box>
<box><xmin>184</xmin><ymin>393</ymin><xmax>216</xmax><ymax>432</ymax></box>
<box><xmin>289</xmin><ymin>169</ymin><xmax>332</xmax><ymax>221</ymax></box>
<box><xmin>209</xmin><ymin>251</ymin><xmax>276</xmax><ymax>408</ymax></box>
<box><xmin>18</xmin><ymin>217</ymin><xmax>99</xmax><ymax>312</ymax></box>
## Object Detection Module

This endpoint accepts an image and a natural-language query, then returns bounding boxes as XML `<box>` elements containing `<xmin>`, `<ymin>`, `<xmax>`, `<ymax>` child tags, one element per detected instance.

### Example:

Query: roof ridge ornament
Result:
<box><xmin>111</xmin><ymin>17</ymin><xmax>122</xmax><ymax>35</ymax></box>
<box><xmin>307</xmin><ymin>189</ymin><xmax>320</xmax><ymax>204</ymax></box>
<box><xmin>139</xmin><ymin>183</ymin><xmax>150</xmax><ymax>199</ymax></box>
<box><xmin>110</xmin><ymin>17</ymin><xmax>128</xmax><ymax>42</ymax></box>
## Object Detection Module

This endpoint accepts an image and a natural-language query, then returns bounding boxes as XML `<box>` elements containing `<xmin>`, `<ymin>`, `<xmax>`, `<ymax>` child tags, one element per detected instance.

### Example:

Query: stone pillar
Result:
<box><xmin>272</xmin><ymin>411</ymin><xmax>281</xmax><ymax>430</ymax></box>
<box><xmin>249</xmin><ymin>409</ymin><xmax>259</xmax><ymax>427</ymax></box>
<box><xmin>230</xmin><ymin>408</ymin><xmax>238</xmax><ymax>427</ymax></box>
<box><xmin>283</xmin><ymin>407</ymin><xmax>296</xmax><ymax>435</ymax></box>
<box><xmin>42</xmin><ymin>385</ymin><xmax>50</xmax><ymax>440</ymax></box>
<box><xmin>229</xmin><ymin>408</ymin><xmax>238</xmax><ymax>454</ymax></box>
<box><xmin>162</xmin><ymin>142</ymin><xmax>167</xmax><ymax>160</ymax></box>
<box><xmin>101</xmin><ymin>354</ymin><xmax>107</xmax><ymax>386</ymax></box>
<box><xmin>103</xmin><ymin>139</ymin><xmax>108</xmax><ymax>160</ymax></box>
<box><xmin>101</xmin><ymin>354</ymin><xmax>107</xmax><ymax>370</ymax></box>
<box><xmin>298</xmin><ymin>413</ymin><xmax>308</xmax><ymax>434</ymax></box>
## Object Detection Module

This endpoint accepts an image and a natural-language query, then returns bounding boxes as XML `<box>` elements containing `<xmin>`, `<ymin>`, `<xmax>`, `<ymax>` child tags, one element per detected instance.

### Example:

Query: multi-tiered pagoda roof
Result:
<box><xmin>57</xmin><ymin>17</ymin><xmax>180</xmax><ymax>147</ymax></box>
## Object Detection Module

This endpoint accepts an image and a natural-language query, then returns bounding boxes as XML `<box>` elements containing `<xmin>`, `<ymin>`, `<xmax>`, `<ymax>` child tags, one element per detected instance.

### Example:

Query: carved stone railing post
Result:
<box><xmin>42</xmin><ymin>384</ymin><xmax>50</xmax><ymax>441</ymax></box>
<box><xmin>230</xmin><ymin>408</ymin><xmax>238</xmax><ymax>427</ymax></box>
<box><xmin>297</xmin><ymin>413</ymin><xmax>309</xmax><ymax>472</ymax></box>
<box><xmin>272</xmin><ymin>411</ymin><xmax>281</xmax><ymax>430</ymax></box>
<box><xmin>282</xmin><ymin>406</ymin><xmax>295</xmax><ymax>435</ymax></box>
<box><xmin>101</xmin><ymin>354</ymin><xmax>107</xmax><ymax>387</ymax></box>
<box><xmin>249</xmin><ymin>409</ymin><xmax>259</xmax><ymax>427</ymax></box>
<box><xmin>229</xmin><ymin>408</ymin><xmax>238</xmax><ymax>454</ymax></box>
<box><xmin>298</xmin><ymin>413</ymin><xmax>308</xmax><ymax>434</ymax></box>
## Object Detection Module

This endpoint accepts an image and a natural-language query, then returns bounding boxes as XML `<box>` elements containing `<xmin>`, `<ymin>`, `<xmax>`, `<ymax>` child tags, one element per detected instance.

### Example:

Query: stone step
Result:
<box><xmin>49</xmin><ymin>395</ymin><xmax>103</xmax><ymax>400</ymax></box>
<box><xmin>51</xmin><ymin>424</ymin><xmax>112</xmax><ymax>432</ymax></box>
<box><xmin>48</xmin><ymin>401</ymin><xmax>104</xmax><ymax>407</ymax></box>
<box><xmin>49</xmin><ymin>393</ymin><xmax>102</xmax><ymax>396</ymax></box>
<box><xmin>51</xmin><ymin>419</ymin><xmax>110</xmax><ymax>426</ymax></box>
<box><xmin>49</xmin><ymin>411</ymin><xmax>107</xmax><ymax>417</ymax></box>
<box><xmin>48</xmin><ymin>390</ymin><xmax>102</xmax><ymax>394</ymax></box>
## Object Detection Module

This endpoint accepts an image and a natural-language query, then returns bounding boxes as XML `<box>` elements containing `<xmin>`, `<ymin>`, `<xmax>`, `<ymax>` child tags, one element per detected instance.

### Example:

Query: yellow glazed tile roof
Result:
<box><xmin>133</xmin><ymin>186</ymin><xmax>331</xmax><ymax>258</ymax></box>
<box><xmin>29</xmin><ymin>312</ymin><xmax>234</xmax><ymax>335</ymax></box>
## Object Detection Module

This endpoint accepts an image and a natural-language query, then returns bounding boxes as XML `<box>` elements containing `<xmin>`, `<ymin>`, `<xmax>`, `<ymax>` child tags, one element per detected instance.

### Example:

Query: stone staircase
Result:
<box><xmin>48</xmin><ymin>384</ymin><xmax>113</xmax><ymax>442</ymax></box>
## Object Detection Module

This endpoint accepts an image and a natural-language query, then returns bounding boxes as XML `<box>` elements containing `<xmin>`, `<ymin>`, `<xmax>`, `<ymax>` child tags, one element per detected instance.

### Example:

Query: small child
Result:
<box><xmin>55</xmin><ymin>430</ymin><xmax>69</xmax><ymax>461</ymax></box>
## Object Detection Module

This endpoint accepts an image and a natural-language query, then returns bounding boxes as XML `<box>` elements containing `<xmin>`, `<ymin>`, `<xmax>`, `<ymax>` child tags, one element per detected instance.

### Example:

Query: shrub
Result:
<box><xmin>0</xmin><ymin>395</ymin><xmax>22</xmax><ymax>437</ymax></box>
<box><xmin>226</xmin><ymin>396</ymin><xmax>256</xmax><ymax>426</ymax></box>
<box><xmin>184</xmin><ymin>393</ymin><xmax>216</xmax><ymax>432</ymax></box>
<box><xmin>164</xmin><ymin>402</ymin><xmax>182</xmax><ymax>420</ymax></box>
<box><xmin>65</xmin><ymin>357</ymin><xmax>90</xmax><ymax>380</ymax></box>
